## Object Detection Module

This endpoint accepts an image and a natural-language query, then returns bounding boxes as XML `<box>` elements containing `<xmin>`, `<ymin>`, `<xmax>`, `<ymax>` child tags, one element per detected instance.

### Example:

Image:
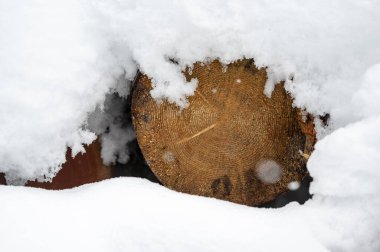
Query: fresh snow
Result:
<box><xmin>0</xmin><ymin>178</ymin><xmax>377</xmax><ymax>252</ymax></box>
<box><xmin>0</xmin><ymin>0</ymin><xmax>380</xmax><ymax>251</ymax></box>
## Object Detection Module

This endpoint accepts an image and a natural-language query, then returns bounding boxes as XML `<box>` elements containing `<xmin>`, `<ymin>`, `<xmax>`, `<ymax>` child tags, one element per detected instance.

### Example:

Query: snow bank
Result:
<box><xmin>309</xmin><ymin>116</ymin><xmax>380</xmax><ymax>197</ymax></box>
<box><xmin>0</xmin><ymin>1</ymin><xmax>133</xmax><ymax>183</ymax></box>
<box><xmin>0</xmin><ymin>178</ymin><xmax>378</xmax><ymax>251</ymax></box>
<box><xmin>0</xmin><ymin>178</ymin><xmax>340</xmax><ymax>252</ymax></box>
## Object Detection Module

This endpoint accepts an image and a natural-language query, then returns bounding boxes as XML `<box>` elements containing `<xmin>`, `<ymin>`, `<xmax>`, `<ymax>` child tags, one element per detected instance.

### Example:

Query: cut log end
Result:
<box><xmin>132</xmin><ymin>59</ymin><xmax>315</xmax><ymax>206</ymax></box>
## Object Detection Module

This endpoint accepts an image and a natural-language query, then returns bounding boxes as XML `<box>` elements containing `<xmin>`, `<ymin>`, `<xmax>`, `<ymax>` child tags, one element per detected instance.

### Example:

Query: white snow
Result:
<box><xmin>309</xmin><ymin>116</ymin><xmax>380</xmax><ymax>197</ymax></box>
<box><xmin>288</xmin><ymin>181</ymin><xmax>301</xmax><ymax>191</ymax></box>
<box><xmin>0</xmin><ymin>0</ymin><xmax>133</xmax><ymax>183</ymax></box>
<box><xmin>0</xmin><ymin>178</ymin><xmax>378</xmax><ymax>251</ymax></box>
<box><xmin>0</xmin><ymin>179</ymin><xmax>348</xmax><ymax>252</ymax></box>
<box><xmin>0</xmin><ymin>0</ymin><xmax>380</xmax><ymax>250</ymax></box>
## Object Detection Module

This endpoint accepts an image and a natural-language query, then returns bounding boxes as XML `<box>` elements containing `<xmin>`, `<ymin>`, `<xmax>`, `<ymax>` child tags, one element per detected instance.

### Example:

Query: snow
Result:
<box><xmin>0</xmin><ymin>0</ymin><xmax>380</xmax><ymax>250</ymax></box>
<box><xmin>288</xmin><ymin>181</ymin><xmax>301</xmax><ymax>191</ymax></box>
<box><xmin>0</xmin><ymin>0</ymin><xmax>132</xmax><ymax>184</ymax></box>
<box><xmin>309</xmin><ymin>116</ymin><xmax>380</xmax><ymax>197</ymax></box>
<box><xmin>0</xmin><ymin>178</ymin><xmax>345</xmax><ymax>252</ymax></box>
<box><xmin>0</xmin><ymin>178</ymin><xmax>378</xmax><ymax>251</ymax></box>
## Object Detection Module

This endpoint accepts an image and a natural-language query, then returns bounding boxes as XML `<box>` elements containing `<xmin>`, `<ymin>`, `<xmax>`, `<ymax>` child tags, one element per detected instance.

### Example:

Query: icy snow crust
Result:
<box><xmin>0</xmin><ymin>0</ymin><xmax>380</xmax><ymax>250</ymax></box>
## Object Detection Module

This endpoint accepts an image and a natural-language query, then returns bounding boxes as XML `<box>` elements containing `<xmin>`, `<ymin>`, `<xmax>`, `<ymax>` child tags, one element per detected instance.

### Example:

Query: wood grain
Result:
<box><xmin>132</xmin><ymin>59</ymin><xmax>315</xmax><ymax>206</ymax></box>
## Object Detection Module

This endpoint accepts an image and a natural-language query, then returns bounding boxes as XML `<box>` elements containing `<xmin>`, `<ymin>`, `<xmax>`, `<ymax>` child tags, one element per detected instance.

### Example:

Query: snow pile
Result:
<box><xmin>0</xmin><ymin>178</ymin><xmax>378</xmax><ymax>251</ymax></box>
<box><xmin>0</xmin><ymin>1</ymin><xmax>132</xmax><ymax>183</ymax></box>
<box><xmin>0</xmin><ymin>179</ymin><xmax>337</xmax><ymax>252</ymax></box>
<box><xmin>309</xmin><ymin>116</ymin><xmax>380</xmax><ymax>197</ymax></box>
<box><xmin>0</xmin><ymin>0</ymin><xmax>142</xmax><ymax>183</ymax></box>
<box><xmin>0</xmin><ymin>0</ymin><xmax>380</xmax><ymax>250</ymax></box>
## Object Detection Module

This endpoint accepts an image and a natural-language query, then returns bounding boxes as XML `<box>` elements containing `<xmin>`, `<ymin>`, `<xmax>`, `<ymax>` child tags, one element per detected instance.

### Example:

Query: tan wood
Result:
<box><xmin>132</xmin><ymin>59</ymin><xmax>315</xmax><ymax>206</ymax></box>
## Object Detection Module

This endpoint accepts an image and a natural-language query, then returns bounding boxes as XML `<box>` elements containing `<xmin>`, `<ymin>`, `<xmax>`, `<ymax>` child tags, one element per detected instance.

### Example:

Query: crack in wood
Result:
<box><xmin>176</xmin><ymin>123</ymin><xmax>217</xmax><ymax>144</ymax></box>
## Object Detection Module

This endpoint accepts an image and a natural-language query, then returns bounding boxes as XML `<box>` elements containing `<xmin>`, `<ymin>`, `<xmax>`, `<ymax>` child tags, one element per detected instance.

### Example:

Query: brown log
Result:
<box><xmin>132</xmin><ymin>59</ymin><xmax>315</xmax><ymax>206</ymax></box>
<box><xmin>27</xmin><ymin>140</ymin><xmax>111</xmax><ymax>189</ymax></box>
<box><xmin>0</xmin><ymin>173</ymin><xmax>5</xmax><ymax>185</ymax></box>
<box><xmin>1</xmin><ymin>140</ymin><xmax>112</xmax><ymax>189</ymax></box>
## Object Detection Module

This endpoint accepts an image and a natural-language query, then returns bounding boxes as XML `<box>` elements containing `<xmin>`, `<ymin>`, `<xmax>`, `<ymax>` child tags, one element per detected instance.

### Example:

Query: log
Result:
<box><xmin>0</xmin><ymin>173</ymin><xmax>5</xmax><ymax>185</ymax></box>
<box><xmin>132</xmin><ymin>59</ymin><xmax>315</xmax><ymax>206</ymax></box>
<box><xmin>0</xmin><ymin>140</ymin><xmax>112</xmax><ymax>189</ymax></box>
<box><xmin>27</xmin><ymin>140</ymin><xmax>111</xmax><ymax>189</ymax></box>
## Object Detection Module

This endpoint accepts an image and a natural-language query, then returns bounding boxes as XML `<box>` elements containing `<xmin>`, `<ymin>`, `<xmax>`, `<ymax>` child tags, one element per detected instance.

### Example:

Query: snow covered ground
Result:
<box><xmin>0</xmin><ymin>0</ymin><xmax>380</xmax><ymax>251</ymax></box>
<box><xmin>0</xmin><ymin>177</ymin><xmax>377</xmax><ymax>252</ymax></box>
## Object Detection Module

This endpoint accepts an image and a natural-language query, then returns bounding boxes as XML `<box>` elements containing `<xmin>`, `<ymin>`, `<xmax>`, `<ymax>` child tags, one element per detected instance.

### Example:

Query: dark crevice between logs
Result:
<box><xmin>259</xmin><ymin>175</ymin><xmax>312</xmax><ymax>208</ymax></box>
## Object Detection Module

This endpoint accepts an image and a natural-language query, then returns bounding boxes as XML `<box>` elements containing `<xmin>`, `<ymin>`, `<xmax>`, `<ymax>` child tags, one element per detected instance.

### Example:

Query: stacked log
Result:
<box><xmin>132</xmin><ymin>59</ymin><xmax>315</xmax><ymax>206</ymax></box>
<box><xmin>0</xmin><ymin>140</ymin><xmax>112</xmax><ymax>190</ymax></box>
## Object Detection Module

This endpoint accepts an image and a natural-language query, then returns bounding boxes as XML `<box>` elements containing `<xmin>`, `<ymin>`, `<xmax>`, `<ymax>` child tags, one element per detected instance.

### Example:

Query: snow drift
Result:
<box><xmin>0</xmin><ymin>178</ymin><xmax>378</xmax><ymax>251</ymax></box>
